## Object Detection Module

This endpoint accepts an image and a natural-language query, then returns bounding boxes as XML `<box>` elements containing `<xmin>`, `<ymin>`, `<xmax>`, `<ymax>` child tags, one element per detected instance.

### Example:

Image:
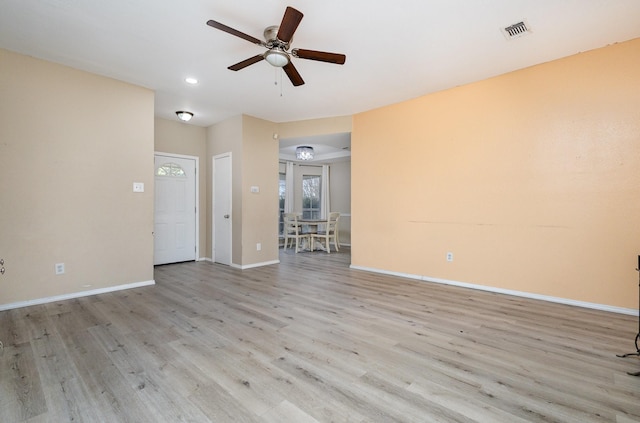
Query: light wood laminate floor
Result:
<box><xmin>1</xmin><ymin>248</ymin><xmax>639</xmax><ymax>422</ymax></box>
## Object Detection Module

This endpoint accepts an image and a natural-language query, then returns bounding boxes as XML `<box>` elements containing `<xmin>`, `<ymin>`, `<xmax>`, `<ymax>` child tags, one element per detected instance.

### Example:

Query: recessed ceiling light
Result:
<box><xmin>185</xmin><ymin>77</ymin><xmax>198</xmax><ymax>85</ymax></box>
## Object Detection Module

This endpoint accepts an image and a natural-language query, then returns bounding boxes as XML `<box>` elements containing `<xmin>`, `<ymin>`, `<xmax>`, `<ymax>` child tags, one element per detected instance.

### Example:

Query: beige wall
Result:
<box><xmin>241</xmin><ymin>115</ymin><xmax>279</xmax><ymax>265</ymax></box>
<box><xmin>0</xmin><ymin>49</ymin><xmax>155</xmax><ymax>307</ymax></box>
<box><xmin>352</xmin><ymin>38</ymin><xmax>640</xmax><ymax>309</ymax></box>
<box><xmin>206</xmin><ymin>115</ymin><xmax>243</xmax><ymax>262</ymax></box>
<box><xmin>277</xmin><ymin>115</ymin><xmax>352</xmax><ymax>139</ymax></box>
<box><xmin>206</xmin><ymin>115</ymin><xmax>279</xmax><ymax>267</ymax></box>
<box><xmin>154</xmin><ymin>118</ymin><xmax>207</xmax><ymax>258</ymax></box>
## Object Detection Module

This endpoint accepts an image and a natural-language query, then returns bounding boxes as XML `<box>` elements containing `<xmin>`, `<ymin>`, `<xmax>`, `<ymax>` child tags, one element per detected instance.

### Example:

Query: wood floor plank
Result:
<box><xmin>0</xmin><ymin>342</ymin><xmax>47</xmax><ymax>422</ymax></box>
<box><xmin>260</xmin><ymin>400</ymin><xmax>321</xmax><ymax>423</ymax></box>
<box><xmin>28</xmin><ymin>324</ymin><xmax>102</xmax><ymax>422</ymax></box>
<box><xmin>1</xmin><ymin>247</ymin><xmax>639</xmax><ymax>422</ymax></box>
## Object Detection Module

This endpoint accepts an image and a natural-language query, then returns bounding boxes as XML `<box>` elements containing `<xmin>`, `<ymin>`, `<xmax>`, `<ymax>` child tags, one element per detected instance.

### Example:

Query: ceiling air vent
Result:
<box><xmin>501</xmin><ymin>20</ymin><xmax>531</xmax><ymax>40</ymax></box>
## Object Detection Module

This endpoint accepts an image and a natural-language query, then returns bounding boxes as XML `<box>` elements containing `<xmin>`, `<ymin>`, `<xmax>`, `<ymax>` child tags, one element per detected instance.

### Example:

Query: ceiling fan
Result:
<box><xmin>206</xmin><ymin>6</ymin><xmax>346</xmax><ymax>87</ymax></box>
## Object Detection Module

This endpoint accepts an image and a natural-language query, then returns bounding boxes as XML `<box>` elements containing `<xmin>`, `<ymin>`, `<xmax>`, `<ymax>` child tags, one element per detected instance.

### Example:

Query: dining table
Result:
<box><xmin>297</xmin><ymin>218</ymin><xmax>326</xmax><ymax>251</ymax></box>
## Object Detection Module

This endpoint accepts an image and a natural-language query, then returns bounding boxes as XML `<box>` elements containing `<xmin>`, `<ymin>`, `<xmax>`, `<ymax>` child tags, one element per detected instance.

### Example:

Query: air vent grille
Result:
<box><xmin>501</xmin><ymin>21</ymin><xmax>531</xmax><ymax>40</ymax></box>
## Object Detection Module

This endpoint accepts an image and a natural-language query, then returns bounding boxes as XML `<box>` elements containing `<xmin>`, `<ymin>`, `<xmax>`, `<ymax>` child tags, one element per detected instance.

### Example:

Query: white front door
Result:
<box><xmin>154</xmin><ymin>155</ymin><xmax>197</xmax><ymax>265</ymax></box>
<box><xmin>213</xmin><ymin>154</ymin><xmax>232</xmax><ymax>265</ymax></box>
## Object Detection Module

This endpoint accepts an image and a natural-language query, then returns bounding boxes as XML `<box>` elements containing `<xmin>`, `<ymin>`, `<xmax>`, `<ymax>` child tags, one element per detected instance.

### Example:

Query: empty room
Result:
<box><xmin>1</xmin><ymin>1</ymin><xmax>639</xmax><ymax>422</ymax></box>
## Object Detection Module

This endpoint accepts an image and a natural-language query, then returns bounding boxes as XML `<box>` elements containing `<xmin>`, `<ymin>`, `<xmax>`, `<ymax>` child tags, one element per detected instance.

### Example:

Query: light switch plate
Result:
<box><xmin>133</xmin><ymin>182</ymin><xmax>144</xmax><ymax>193</ymax></box>
<box><xmin>250</xmin><ymin>186</ymin><xmax>259</xmax><ymax>193</ymax></box>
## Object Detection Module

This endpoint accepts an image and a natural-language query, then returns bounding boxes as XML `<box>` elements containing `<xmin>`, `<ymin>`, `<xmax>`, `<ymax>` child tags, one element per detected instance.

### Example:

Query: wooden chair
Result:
<box><xmin>310</xmin><ymin>212</ymin><xmax>340</xmax><ymax>253</ymax></box>
<box><xmin>283</xmin><ymin>213</ymin><xmax>309</xmax><ymax>253</ymax></box>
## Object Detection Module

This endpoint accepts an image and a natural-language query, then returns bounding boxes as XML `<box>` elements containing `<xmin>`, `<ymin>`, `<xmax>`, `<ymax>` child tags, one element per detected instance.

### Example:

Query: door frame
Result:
<box><xmin>154</xmin><ymin>151</ymin><xmax>200</xmax><ymax>261</ymax></box>
<box><xmin>212</xmin><ymin>152</ymin><xmax>232</xmax><ymax>265</ymax></box>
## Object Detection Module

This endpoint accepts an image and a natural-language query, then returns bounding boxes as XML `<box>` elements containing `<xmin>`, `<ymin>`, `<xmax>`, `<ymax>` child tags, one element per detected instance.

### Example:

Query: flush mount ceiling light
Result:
<box><xmin>296</xmin><ymin>146</ymin><xmax>314</xmax><ymax>160</ymax></box>
<box><xmin>176</xmin><ymin>111</ymin><xmax>194</xmax><ymax>122</ymax></box>
<box><xmin>184</xmin><ymin>77</ymin><xmax>198</xmax><ymax>85</ymax></box>
<box><xmin>264</xmin><ymin>48</ymin><xmax>290</xmax><ymax>67</ymax></box>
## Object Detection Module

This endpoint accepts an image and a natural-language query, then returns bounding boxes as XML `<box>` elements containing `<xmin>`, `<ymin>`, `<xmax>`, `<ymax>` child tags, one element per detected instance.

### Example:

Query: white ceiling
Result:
<box><xmin>1</xmin><ymin>0</ymin><xmax>639</xmax><ymax>130</ymax></box>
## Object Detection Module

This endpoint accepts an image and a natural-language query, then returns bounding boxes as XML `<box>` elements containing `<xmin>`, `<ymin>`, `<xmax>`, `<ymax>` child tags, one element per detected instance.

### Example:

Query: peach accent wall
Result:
<box><xmin>352</xmin><ymin>38</ymin><xmax>640</xmax><ymax>309</ymax></box>
<box><xmin>0</xmin><ymin>49</ymin><xmax>154</xmax><ymax>306</ymax></box>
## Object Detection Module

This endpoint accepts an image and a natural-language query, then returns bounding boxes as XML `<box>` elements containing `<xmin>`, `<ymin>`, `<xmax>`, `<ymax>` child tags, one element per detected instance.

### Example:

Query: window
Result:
<box><xmin>156</xmin><ymin>162</ymin><xmax>186</xmax><ymax>177</ymax></box>
<box><xmin>302</xmin><ymin>175</ymin><xmax>321</xmax><ymax>219</ymax></box>
<box><xmin>278</xmin><ymin>172</ymin><xmax>286</xmax><ymax>235</ymax></box>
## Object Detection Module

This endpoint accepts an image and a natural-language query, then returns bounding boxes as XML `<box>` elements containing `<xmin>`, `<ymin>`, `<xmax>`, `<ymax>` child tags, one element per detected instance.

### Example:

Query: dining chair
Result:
<box><xmin>283</xmin><ymin>213</ymin><xmax>309</xmax><ymax>253</ymax></box>
<box><xmin>310</xmin><ymin>212</ymin><xmax>340</xmax><ymax>253</ymax></box>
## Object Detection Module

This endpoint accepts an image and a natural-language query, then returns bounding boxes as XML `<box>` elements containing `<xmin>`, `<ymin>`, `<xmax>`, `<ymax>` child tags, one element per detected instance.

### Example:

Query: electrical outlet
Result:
<box><xmin>256</xmin><ymin>243</ymin><xmax>261</xmax><ymax>251</ymax></box>
<box><xmin>446</xmin><ymin>252</ymin><xmax>454</xmax><ymax>262</ymax></box>
<box><xmin>55</xmin><ymin>263</ymin><xmax>65</xmax><ymax>275</ymax></box>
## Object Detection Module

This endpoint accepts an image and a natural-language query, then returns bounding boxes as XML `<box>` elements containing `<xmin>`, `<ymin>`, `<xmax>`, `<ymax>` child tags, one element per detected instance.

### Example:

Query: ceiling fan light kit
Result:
<box><xmin>207</xmin><ymin>6</ymin><xmax>346</xmax><ymax>87</ymax></box>
<box><xmin>264</xmin><ymin>48</ymin><xmax>289</xmax><ymax>67</ymax></box>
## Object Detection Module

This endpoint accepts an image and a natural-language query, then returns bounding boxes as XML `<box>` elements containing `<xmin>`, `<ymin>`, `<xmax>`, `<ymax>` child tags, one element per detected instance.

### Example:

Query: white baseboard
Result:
<box><xmin>349</xmin><ymin>265</ymin><xmax>636</xmax><ymax>316</ymax></box>
<box><xmin>232</xmin><ymin>260</ymin><xmax>280</xmax><ymax>270</ymax></box>
<box><xmin>196</xmin><ymin>257</ymin><xmax>280</xmax><ymax>269</ymax></box>
<box><xmin>0</xmin><ymin>280</ymin><xmax>156</xmax><ymax>312</ymax></box>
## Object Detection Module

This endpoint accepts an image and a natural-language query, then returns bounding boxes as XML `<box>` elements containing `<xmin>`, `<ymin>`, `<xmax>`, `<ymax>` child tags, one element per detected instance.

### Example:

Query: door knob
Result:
<box><xmin>224</xmin><ymin>214</ymin><xmax>230</xmax><ymax>219</ymax></box>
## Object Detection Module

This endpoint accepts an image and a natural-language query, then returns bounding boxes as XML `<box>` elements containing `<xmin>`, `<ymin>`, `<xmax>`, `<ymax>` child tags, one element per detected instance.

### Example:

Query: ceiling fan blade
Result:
<box><xmin>228</xmin><ymin>55</ymin><xmax>265</xmax><ymax>71</ymax></box>
<box><xmin>277</xmin><ymin>7</ymin><xmax>304</xmax><ymax>43</ymax></box>
<box><xmin>283</xmin><ymin>62</ymin><xmax>305</xmax><ymax>86</ymax></box>
<box><xmin>207</xmin><ymin>20</ymin><xmax>266</xmax><ymax>47</ymax></box>
<box><xmin>292</xmin><ymin>49</ymin><xmax>346</xmax><ymax>65</ymax></box>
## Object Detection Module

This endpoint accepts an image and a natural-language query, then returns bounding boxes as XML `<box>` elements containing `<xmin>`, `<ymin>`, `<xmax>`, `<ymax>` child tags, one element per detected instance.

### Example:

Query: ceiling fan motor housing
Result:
<box><xmin>264</xmin><ymin>25</ymin><xmax>290</xmax><ymax>49</ymax></box>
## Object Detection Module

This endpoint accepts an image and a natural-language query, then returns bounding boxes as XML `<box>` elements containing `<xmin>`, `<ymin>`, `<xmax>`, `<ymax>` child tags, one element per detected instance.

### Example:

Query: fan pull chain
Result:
<box><xmin>274</xmin><ymin>68</ymin><xmax>283</xmax><ymax>97</ymax></box>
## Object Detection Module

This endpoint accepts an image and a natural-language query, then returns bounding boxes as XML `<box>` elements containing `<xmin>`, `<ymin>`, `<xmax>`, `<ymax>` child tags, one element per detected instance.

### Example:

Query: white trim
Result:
<box><xmin>0</xmin><ymin>280</ymin><xmax>155</xmax><ymax>311</ymax></box>
<box><xmin>231</xmin><ymin>260</ymin><xmax>280</xmax><ymax>270</ymax></box>
<box><xmin>154</xmin><ymin>151</ymin><xmax>200</xmax><ymax>161</ymax></box>
<box><xmin>349</xmin><ymin>265</ymin><xmax>636</xmax><ymax>316</ymax></box>
<box><xmin>154</xmin><ymin>151</ymin><xmax>200</xmax><ymax>261</ymax></box>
